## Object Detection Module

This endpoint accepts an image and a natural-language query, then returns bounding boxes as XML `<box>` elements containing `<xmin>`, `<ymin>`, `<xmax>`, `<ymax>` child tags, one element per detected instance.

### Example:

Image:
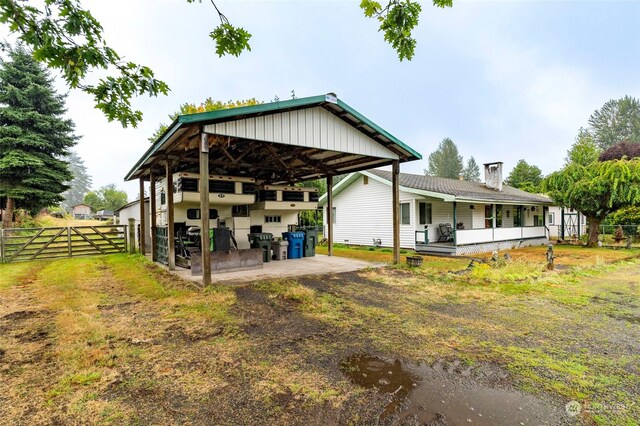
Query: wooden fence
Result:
<box><xmin>0</xmin><ymin>225</ymin><xmax>128</xmax><ymax>263</ymax></box>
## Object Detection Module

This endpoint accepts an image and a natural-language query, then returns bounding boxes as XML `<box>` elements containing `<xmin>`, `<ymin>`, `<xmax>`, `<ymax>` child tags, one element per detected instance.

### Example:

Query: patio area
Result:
<box><xmin>159</xmin><ymin>254</ymin><xmax>384</xmax><ymax>284</ymax></box>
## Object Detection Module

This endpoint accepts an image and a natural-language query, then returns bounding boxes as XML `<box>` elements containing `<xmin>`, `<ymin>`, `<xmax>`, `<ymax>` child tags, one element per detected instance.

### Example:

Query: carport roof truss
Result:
<box><xmin>124</xmin><ymin>93</ymin><xmax>421</xmax><ymax>183</ymax></box>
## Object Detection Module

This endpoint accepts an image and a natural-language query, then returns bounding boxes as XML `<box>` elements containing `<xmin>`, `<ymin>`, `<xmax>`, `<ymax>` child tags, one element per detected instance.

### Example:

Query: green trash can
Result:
<box><xmin>298</xmin><ymin>227</ymin><xmax>318</xmax><ymax>257</ymax></box>
<box><xmin>248</xmin><ymin>233</ymin><xmax>273</xmax><ymax>262</ymax></box>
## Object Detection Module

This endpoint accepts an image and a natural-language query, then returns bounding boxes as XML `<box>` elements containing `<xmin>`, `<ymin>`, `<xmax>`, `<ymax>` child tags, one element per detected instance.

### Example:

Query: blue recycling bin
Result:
<box><xmin>282</xmin><ymin>232</ymin><xmax>304</xmax><ymax>259</ymax></box>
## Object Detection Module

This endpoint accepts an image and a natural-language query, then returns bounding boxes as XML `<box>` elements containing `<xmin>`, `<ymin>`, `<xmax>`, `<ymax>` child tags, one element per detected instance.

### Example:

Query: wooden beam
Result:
<box><xmin>200</xmin><ymin>132</ymin><xmax>212</xmax><ymax>287</ymax></box>
<box><xmin>392</xmin><ymin>160</ymin><xmax>400</xmax><ymax>264</ymax></box>
<box><xmin>327</xmin><ymin>175</ymin><xmax>333</xmax><ymax>257</ymax></box>
<box><xmin>150</xmin><ymin>170</ymin><xmax>157</xmax><ymax>261</ymax></box>
<box><xmin>139</xmin><ymin>177</ymin><xmax>146</xmax><ymax>254</ymax></box>
<box><xmin>165</xmin><ymin>161</ymin><xmax>176</xmax><ymax>270</ymax></box>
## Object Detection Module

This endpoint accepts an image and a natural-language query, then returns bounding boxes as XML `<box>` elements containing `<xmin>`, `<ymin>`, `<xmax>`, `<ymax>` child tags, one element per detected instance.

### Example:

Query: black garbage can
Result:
<box><xmin>248</xmin><ymin>233</ymin><xmax>273</xmax><ymax>262</ymax></box>
<box><xmin>297</xmin><ymin>227</ymin><xmax>318</xmax><ymax>257</ymax></box>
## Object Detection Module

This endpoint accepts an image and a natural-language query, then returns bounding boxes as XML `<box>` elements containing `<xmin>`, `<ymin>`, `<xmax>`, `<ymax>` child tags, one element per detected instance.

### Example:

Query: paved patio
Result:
<box><xmin>160</xmin><ymin>254</ymin><xmax>384</xmax><ymax>284</ymax></box>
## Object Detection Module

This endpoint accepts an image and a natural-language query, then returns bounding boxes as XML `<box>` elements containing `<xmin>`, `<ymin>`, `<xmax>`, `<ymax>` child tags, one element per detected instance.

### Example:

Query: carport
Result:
<box><xmin>124</xmin><ymin>93</ymin><xmax>421</xmax><ymax>285</ymax></box>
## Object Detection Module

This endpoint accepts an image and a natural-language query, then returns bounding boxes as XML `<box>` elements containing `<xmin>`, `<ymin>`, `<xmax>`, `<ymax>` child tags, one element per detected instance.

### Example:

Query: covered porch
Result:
<box><xmin>125</xmin><ymin>94</ymin><xmax>420</xmax><ymax>285</ymax></box>
<box><xmin>415</xmin><ymin>200</ymin><xmax>550</xmax><ymax>256</ymax></box>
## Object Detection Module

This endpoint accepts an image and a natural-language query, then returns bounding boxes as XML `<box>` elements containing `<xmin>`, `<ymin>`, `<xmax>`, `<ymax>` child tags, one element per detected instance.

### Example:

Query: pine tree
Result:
<box><xmin>61</xmin><ymin>151</ymin><xmax>92</xmax><ymax>212</ymax></box>
<box><xmin>0</xmin><ymin>46</ymin><xmax>77</xmax><ymax>227</ymax></box>
<box><xmin>424</xmin><ymin>138</ymin><xmax>464</xmax><ymax>179</ymax></box>
<box><xmin>462</xmin><ymin>156</ymin><xmax>481</xmax><ymax>181</ymax></box>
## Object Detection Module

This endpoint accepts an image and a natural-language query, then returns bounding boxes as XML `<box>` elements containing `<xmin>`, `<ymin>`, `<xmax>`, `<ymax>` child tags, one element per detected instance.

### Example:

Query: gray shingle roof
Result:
<box><xmin>367</xmin><ymin>170</ymin><xmax>552</xmax><ymax>204</ymax></box>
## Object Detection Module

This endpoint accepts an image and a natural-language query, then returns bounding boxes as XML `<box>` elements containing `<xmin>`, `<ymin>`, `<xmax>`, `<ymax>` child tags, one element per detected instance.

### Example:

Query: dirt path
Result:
<box><xmin>1</xmin><ymin>255</ymin><xmax>638</xmax><ymax>424</ymax></box>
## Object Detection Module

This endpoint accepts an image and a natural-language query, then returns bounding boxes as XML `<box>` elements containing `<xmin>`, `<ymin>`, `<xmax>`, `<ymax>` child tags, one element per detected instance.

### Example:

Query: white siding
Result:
<box><xmin>324</xmin><ymin>175</ymin><xmax>420</xmax><ymax>249</ymax></box>
<box><xmin>117</xmin><ymin>201</ymin><xmax>150</xmax><ymax>251</ymax></box>
<box><xmin>204</xmin><ymin>107</ymin><xmax>399</xmax><ymax>160</ymax></box>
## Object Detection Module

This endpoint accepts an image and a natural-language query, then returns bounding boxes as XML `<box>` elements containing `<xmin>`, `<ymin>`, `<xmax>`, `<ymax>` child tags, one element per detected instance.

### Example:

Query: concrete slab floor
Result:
<box><xmin>154</xmin><ymin>254</ymin><xmax>385</xmax><ymax>285</ymax></box>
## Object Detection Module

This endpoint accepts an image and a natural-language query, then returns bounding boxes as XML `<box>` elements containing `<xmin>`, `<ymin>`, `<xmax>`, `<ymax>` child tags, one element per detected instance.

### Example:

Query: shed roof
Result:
<box><xmin>321</xmin><ymin>170</ymin><xmax>552</xmax><ymax>205</ymax></box>
<box><xmin>124</xmin><ymin>93</ymin><xmax>421</xmax><ymax>184</ymax></box>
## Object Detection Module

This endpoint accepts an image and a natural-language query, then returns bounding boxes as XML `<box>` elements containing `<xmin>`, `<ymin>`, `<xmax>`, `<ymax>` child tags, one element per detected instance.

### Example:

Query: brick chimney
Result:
<box><xmin>484</xmin><ymin>162</ymin><xmax>503</xmax><ymax>191</ymax></box>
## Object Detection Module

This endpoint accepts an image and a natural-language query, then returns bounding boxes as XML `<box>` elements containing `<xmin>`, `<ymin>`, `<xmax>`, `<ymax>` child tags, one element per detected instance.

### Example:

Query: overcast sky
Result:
<box><xmin>18</xmin><ymin>0</ymin><xmax>640</xmax><ymax>199</ymax></box>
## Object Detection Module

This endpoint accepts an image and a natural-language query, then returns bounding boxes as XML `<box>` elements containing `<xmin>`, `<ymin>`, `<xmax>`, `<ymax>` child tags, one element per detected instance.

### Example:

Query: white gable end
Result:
<box><xmin>203</xmin><ymin>107</ymin><xmax>399</xmax><ymax>160</ymax></box>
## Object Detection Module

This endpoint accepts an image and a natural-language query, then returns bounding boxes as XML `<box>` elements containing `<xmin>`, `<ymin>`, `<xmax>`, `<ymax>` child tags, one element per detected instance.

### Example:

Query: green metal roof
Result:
<box><xmin>125</xmin><ymin>93</ymin><xmax>421</xmax><ymax>181</ymax></box>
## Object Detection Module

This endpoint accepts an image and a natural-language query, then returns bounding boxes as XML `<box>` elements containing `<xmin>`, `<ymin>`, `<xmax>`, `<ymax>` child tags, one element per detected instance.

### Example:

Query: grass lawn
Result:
<box><xmin>0</xmin><ymin>246</ymin><xmax>638</xmax><ymax>425</ymax></box>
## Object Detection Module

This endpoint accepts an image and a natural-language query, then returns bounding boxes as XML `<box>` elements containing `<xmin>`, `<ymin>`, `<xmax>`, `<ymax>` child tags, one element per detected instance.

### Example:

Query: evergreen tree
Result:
<box><xmin>0</xmin><ymin>46</ymin><xmax>76</xmax><ymax>227</ymax></box>
<box><xmin>462</xmin><ymin>156</ymin><xmax>481</xmax><ymax>181</ymax></box>
<box><xmin>424</xmin><ymin>138</ymin><xmax>464</xmax><ymax>179</ymax></box>
<box><xmin>564</xmin><ymin>128</ymin><xmax>600</xmax><ymax>167</ymax></box>
<box><xmin>61</xmin><ymin>151</ymin><xmax>92</xmax><ymax>212</ymax></box>
<box><xmin>505</xmin><ymin>160</ymin><xmax>543</xmax><ymax>193</ymax></box>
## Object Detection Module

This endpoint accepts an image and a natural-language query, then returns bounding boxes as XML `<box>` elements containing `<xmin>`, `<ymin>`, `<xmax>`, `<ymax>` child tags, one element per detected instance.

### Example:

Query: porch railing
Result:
<box><xmin>455</xmin><ymin>226</ymin><xmax>546</xmax><ymax>245</ymax></box>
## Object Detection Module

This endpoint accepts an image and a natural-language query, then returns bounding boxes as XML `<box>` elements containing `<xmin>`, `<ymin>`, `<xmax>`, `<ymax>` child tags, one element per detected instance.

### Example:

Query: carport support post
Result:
<box><xmin>150</xmin><ymin>170</ymin><xmax>157</xmax><ymax>261</ymax></box>
<box><xmin>326</xmin><ymin>175</ymin><xmax>333</xmax><ymax>256</ymax></box>
<box><xmin>200</xmin><ymin>132</ymin><xmax>212</xmax><ymax>286</ymax></box>
<box><xmin>139</xmin><ymin>177</ymin><xmax>146</xmax><ymax>254</ymax></box>
<box><xmin>165</xmin><ymin>161</ymin><xmax>176</xmax><ymax>270</ymax></box>
<box><xmin>392</xmin><ymin>160</ymin><xmax>400</xmax><ymax>264</ymax></box>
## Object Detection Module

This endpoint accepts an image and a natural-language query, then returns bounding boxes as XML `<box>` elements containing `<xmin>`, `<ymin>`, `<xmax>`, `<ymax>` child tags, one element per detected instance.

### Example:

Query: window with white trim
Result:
<box><xmin>264</xmin><ymin>215</ymin><xmax>282</xmax><ymax>223</ymax></box>
<box><xmin>400</xmin><ymin>202</ymin><xmax>410</xmax><ymax>225</ymax></box>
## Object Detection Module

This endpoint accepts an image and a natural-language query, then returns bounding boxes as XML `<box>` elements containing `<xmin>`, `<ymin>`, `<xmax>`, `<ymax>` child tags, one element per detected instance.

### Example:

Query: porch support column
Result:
<box><xmin>200</xmin><ymin>132</ymin><xmax>212</xmax><ymax>287</ymax></box>
<box><xmin>392</xmin><ymin>160</ymin><xmax>400</xmax><ymax>264</ymax></box>
<box><xmin>165</xmin><ymin>161</ymin><xmax>175</xmax><ymax>270</ymax></box>
<box><xmin>150</xmin><ymin>170</ymin><xmax>157</xmax><ymax>261</ymax></box>
<box><xmin>326</xmin><ymin>175</ymin><xmax>333</xmax><ymax>257</ymax></box>
<box><xmin>138</xmin><ymin>177</ymin><xmax>146</xmax><ymax>254</ymax></box>
<box><xmin>453</xmin><ymin>201</ymin><xmax>457</xmax><ymax>245</ymax></box>
<box><xmin>561</xmin><ymin>208</ymin><xmax>565</xmax><ymax>240</ymax></box>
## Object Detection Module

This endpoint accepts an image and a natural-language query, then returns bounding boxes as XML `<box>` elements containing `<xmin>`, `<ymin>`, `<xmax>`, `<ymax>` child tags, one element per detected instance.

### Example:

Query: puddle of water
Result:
<box><xmin>340</xmin><ymin>354</ymin><xmax>566</xmax><ymax>425</ymax></box>
<box><xmin>340</xmin><ymin>354</ymin><xmax>419</xmax><ymax>417</ymax></box>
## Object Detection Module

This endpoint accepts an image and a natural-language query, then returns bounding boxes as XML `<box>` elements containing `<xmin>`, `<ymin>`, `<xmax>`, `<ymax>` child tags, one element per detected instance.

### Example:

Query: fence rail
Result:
<box><xmin>0</xmin><ymin>225</ymin><xmax>128</xmax><ymax>263</ymax></box>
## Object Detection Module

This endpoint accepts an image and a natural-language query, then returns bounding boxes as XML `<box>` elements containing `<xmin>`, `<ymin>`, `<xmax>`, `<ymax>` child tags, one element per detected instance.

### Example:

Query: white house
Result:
<box><xmin>320</xmin><ymin>162</ymin><xmax>553</xmax><ymax>255</ymax></box>
<box><xmin>115</xmin><ymin>198</ymin><xmax>150</xmax><ymax>252</ymax></box>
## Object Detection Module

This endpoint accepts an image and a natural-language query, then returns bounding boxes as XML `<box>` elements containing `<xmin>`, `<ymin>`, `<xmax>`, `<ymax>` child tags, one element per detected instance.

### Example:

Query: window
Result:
<box><xmin>484</xmin><ymin>204</ymin><xmax>493</xmax><ymax>228</ymax></box>
<box><xmin>179</xmin><ymin>178</ymin><xmax>198</xmax><ymax>192</ymax></box>
<box><xmin>232</xmin><ymin>205</ymin><xmax>249</xmax><ymax>217</ymax></box>
<box><xmin>242</xmin><ymin>182</ymin><xmax>255</xmax><ymax>195</ymax></box>
<box><xmin>514</xmin><ymin>206</ymin><xmax>523</xmax><ymax>227</ymax></box>
<box><xmin>160</xmin><ymin>190</ymin><xmax>166</xmax><ymax>205</ymax></box>
<box><xmin>548</xmin><ymin>212</ymin><xmax>555</xmax><ymax>225</ymax></box>
<box><xmin>419</xmin><ymin>202</ymin><xmax>432</xmax><ymax>225</ymax></box>
<box><xmin>534</xmin><ymin>215</ymin><xmax>543</xmax><ymax>226</ymax></box>
<box><xmin>186</xmin><ymin>209</ymin><xmax>218</xmax><ymax>220</ymax></box>
<box><xmin>264</xmin><ymin>215</ymin><xmax>281</xmax><ymax>223</ymax></box>
<box><xmin>495</xmin><ymin>205</ymin><xmax>503</xmax><ymax>228</ymax></box>
<box><xmin>309</xmin><ymin>192</ymin><xmax>319</xmax><ymax>202</ymax></box>
<box><xmin>327</xmin><ymin>206</ymin><xmax>336</xmax><ymax>224</ymax></box>
<box><xmin>258</xmin><ymin>190</ymin><xmax>277</xmax><ymax>201</ymax></box>
<box><xmin>210</xmin><ymin>180</ymin><xmax>235</xmax><ymax>194</ymax></box>
<box><xmin>400</xmin><ymin>203</ymin><xmax>410</xmax><ymax>225</ymax></box>
<box><xmin>283</xmin><ymin>191</ymin><xmax>304</xmax><ymax>202</ymax></box>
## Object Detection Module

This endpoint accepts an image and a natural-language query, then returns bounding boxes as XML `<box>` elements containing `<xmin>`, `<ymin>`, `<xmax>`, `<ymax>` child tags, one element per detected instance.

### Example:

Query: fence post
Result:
<box><xmin>67</xmin><ymin>227</ymin><xmax>72</xmax><ymax>257</ymax></box>
<box><xmin>0</xmin><ymin>228</ymin><xmax>4</xmax><ymax>263</ymax></box>
<box><xmin>128</xmin><ymin>218</ymin><xmax>136</xmax><ymax>254</ymax></box>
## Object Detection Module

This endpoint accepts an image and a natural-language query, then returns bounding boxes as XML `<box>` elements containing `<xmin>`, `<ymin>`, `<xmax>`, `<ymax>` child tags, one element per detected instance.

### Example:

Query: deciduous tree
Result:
<box><xmin>588</xmin><ymin>96</ymin><xmax>640</xmax><ymax>150</ymax></box>
<box><xmin>564</xmin><ymin>128</ymin><xmax>600</xmax><ymax>167</ymax></box>
<box><xmin>424</xmin><ymin>138</ymin><xmax>463</xmax><ymax>179</ymax></box>
<box><xmin>505</xmin><ymin>160</ymin><xmax>543</xmax><ymax>193</ymax></box>
<box><xmin>0</xmin><ymin>0</ymin><xmax>453</xmax><ymax>127</ymax></box>
<box><xmin>544</xmin><ymin>158</ymin><xmax>640</xmax><ymax>246</ymax></box>
<box><xmin>0</xmin><ymin>46</ymin><xmax>76</xmax><ymax>228</ymax></box>
<box><xmin>83</xmin><ymin>184</ymin><xmax>127</xmax><ymax>212</ymax></box>
<box><xmin>151</xmin><ymin>97</ymin><xmax>261</xmax><ymax>142</ymax></box>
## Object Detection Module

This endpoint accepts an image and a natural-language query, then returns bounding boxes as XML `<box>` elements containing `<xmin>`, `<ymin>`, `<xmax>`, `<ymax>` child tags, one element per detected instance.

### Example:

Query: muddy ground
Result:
<box><xmin>0</xmin><ymin>255</ymin><xmax>638</xmax><ymax>425</ymax></box>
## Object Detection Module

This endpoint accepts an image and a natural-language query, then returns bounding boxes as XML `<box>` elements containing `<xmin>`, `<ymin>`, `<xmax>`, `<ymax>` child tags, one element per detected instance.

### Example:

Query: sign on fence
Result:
<box><xmin>0</xmin><ymin>225</ymin><xmax>128</xmax><ymax>263</ymax></box>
